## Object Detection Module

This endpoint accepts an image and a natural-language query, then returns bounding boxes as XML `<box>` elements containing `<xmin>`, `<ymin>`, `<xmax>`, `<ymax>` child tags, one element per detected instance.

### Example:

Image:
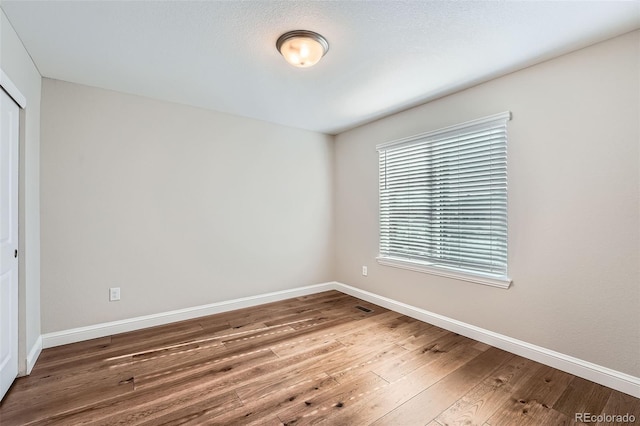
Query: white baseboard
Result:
<box><xmin>26</xmin><ymin>335</ymin><xmax>42</xmax><ymax>375</ymax></box>
<box><xmin>41</xmin><ymin>282</ymin><xmax>335</xmax><ymax>349</ymax></box>
<box><xmin>38</xmin><ymin>280</ymin><xmax>639</xmax><ymax>398</ymax></box>
<box><xmin>335</xmin><ymin>282</ymin><xmax>640</xmax><ymax>398</ymax></box>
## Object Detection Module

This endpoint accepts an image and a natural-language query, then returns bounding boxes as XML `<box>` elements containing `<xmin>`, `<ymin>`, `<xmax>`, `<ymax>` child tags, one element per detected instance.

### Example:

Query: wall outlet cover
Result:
<box><xmin>109</xmin><ymin>287</ymin><xmax>121</xmax><ymax>302</ymax></box>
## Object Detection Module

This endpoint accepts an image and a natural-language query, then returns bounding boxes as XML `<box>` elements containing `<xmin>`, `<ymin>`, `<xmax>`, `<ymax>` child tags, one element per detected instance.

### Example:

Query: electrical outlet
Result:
<box><xmin>362</xmin><ymin>266</ymin><xmax>368</xmax><ymax>276</ymax></box>
<box><xmin>109</xmin><ymin>287</ymin><xmax>121</xmax><ymax>302</ymax></box>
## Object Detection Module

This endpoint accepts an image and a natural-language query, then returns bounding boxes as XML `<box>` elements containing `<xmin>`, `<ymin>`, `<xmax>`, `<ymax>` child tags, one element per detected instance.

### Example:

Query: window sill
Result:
<box><xmin>376</xmin><ymin>256</ymin><xmax>512</xmax><ymax>289</ymax></box>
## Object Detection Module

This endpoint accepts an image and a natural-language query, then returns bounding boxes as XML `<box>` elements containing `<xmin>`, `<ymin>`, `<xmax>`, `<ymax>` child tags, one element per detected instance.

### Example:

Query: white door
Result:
<box><xmin>0</xmin><ymin>88</ymin><xmax>19</xmax><ymax>401</ymax></box>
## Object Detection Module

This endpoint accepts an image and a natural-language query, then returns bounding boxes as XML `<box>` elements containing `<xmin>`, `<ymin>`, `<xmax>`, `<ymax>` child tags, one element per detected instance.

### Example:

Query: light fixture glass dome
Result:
<box><xmin>276</xmin><ymin>30</ymin><xmax>329</xmax><ymax>68</ymax></box>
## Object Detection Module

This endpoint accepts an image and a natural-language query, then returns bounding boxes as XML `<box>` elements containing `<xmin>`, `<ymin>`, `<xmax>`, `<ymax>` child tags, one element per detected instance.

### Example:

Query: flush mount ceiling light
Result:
<box><xmin>276</xmin><ymin>30</ymin><xmax>329</xmax><ymax>68</ymax></box>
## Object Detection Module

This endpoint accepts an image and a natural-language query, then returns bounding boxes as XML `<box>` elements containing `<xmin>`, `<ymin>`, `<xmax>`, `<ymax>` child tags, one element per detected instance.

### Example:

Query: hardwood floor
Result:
<box><xmin>1</xmin><ymin>290</ymin><xmax>638</xmax><ymax>425</ymax></box>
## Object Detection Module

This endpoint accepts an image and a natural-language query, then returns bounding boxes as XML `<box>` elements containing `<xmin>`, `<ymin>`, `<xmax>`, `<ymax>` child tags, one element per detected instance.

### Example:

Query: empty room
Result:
<box><xmin>0</xmin><ymin>1</ymin><xmax>639</xmax><ymax>425</ymax></box>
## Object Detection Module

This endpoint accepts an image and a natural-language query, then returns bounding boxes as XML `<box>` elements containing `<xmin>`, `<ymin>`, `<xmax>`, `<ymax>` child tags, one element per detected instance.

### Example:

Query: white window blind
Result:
<box><xmin>377</xmin><ymin>112</ymin><xmax>511</xmax><ymax>286</ymax></box>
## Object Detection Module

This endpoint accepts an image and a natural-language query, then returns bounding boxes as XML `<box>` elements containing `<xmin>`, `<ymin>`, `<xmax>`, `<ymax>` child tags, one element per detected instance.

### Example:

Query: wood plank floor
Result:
<box><xmin>1</xmin><ymin>291</ymin><xmax>638</xmax><ymax>425</ymax></box>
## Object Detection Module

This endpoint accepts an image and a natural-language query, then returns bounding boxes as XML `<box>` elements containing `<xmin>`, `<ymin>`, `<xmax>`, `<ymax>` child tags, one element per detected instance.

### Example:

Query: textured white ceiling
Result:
<box><xmin>2</xmin><ymin>1</ymin><xmax>639</xmax><ymax>134</ymax></box>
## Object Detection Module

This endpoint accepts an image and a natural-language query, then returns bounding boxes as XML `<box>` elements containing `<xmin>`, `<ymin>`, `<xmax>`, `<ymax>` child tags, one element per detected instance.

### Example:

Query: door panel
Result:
<box><xmin>0</xmin><ymin>88</ymin><xmax>19</xmax><ymax>401</ymax></box>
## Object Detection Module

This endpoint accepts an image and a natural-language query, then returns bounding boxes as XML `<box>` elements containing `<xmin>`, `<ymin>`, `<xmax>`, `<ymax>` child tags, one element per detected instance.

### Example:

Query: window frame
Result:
<box><xmin>376</xmin><ymin>112</ymin><xmax>512</xmax><ymax>289</ymax></box>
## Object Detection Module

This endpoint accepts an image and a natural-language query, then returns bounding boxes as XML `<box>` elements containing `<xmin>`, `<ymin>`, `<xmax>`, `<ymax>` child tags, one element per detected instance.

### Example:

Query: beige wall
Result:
<box><xmin>0</xmin><ymin>9</ymin><xmax>41</xmax><ymax>374</ymax></box>
<box><xmin>40</xmin><ymin>79</ymin><xmax>334</xmax><ymax>332</ymax></box>
<box><xmin>335</xmin><ymin>30</ymin><xmax>640</xmax><ymax>377</ymax></box>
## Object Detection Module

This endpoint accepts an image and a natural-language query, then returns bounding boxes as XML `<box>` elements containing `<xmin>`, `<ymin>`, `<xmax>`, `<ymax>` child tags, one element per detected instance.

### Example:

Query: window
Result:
<box><xmin>377</xmin><ymin>112</ymin><xmax>512</xmax><ymax>288</ymax></box>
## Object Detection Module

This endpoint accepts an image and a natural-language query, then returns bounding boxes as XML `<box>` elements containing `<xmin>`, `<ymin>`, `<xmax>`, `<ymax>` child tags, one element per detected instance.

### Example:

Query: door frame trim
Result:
<box><xmin>0</xmin><ymin>70</ymin><xmax>26</xmax><ymax>109</ymax></box>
